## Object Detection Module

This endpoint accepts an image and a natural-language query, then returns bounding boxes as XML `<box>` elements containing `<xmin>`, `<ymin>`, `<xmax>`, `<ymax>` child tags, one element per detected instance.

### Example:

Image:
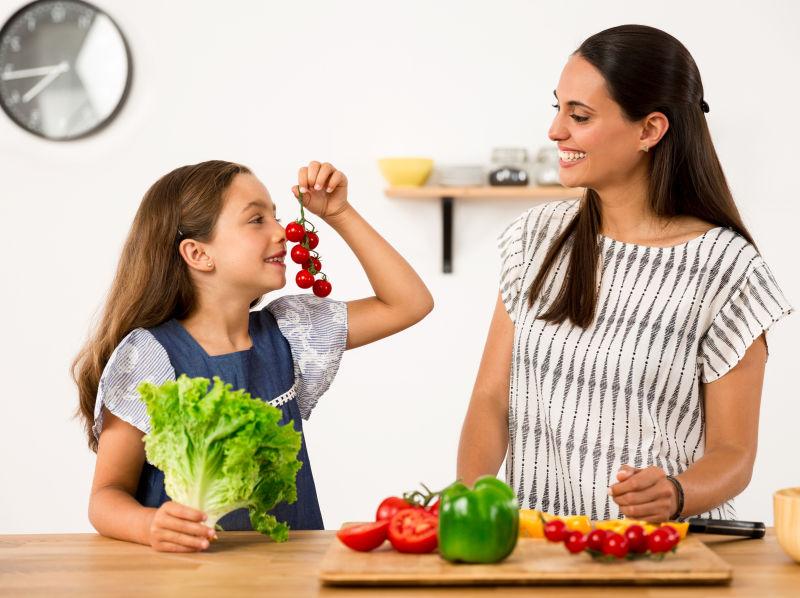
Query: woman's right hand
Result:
<box><xmin>146</xmin><ymin>501</ymin><xmax>216</xmax><ymax>552</ymax></box>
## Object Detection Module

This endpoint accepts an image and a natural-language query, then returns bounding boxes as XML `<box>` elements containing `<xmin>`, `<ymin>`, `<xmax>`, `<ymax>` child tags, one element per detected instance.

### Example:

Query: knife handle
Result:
<box><xmin>686</xmin><ymin>517</ymin><xmax>766</xmax><ymax>538</ymax></box>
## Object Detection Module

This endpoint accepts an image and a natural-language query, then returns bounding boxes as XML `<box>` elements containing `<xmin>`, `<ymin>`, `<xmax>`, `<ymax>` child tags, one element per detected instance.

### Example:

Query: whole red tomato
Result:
<box><xmin>295</xmin><ymin>269</ymin><xmax>314</xmax><ymax>289</ymax></box>
<box><xmin>305</xmin><ymin>231</ymin><xmax>319</xmax><ymax>249</ymax></box>
<box><xmin>543</xmin><ymin>519</ymin><xmax>568</xmax><ymax>542</ymax></box>
<box><xmin>564</xmin><ymin>531</ymin><xmax>588</xmax><ymax>554</ymax></box>
<box><xmin>291</xmin><ymin>244</ymin><xmax>310</xmax><ymax>264</ymax></box>
<box><xmin>602</xmin><ymin>532</ymin><xmax>629</xmax><ymax>558</ymax></box>
<box><xmin>387</xmin><ymin>508</ymin><xmax>438</xmax><ymax>554</ymax></box>
<box><xmin>285</xmin><ymin>222</ymin><xmax>305</xmax><ymax>243</ymax></box>
<box><xmin>336</xmin><ymin>520</ymin><xmax>389</xmax><ymax>552</ymax></box>
<box><xmin>647</xmin><ymin>528</ymin><xmax>672</xmax><ymax>554</ymax></box>
<box><xmin>660</xmin><ymin>525</ymin><xmax>681</xmax><ymax>550</ymax></box>
<box><xmin>586</xmin><ymin>528</ymin><xmax>607</xmax><ymax>552</ymax></box>
<box><xmin>313</xmin><ymin>279</ymin><xmax>332</xmax><ymax>298</ymax></box>
<box><xmin>624</xmin><ymin>524</ymin><xmax>648</xmax><ymax>554</ymax></box>
<box><xmin>303</xmin><ymin>257</ymin><xmax>322</xmax><ymax>273</ymax></box>
<box><xmin>376</xmin><ymin>496</ymin><xmax>412</xmax><ymax>522</ymax></box>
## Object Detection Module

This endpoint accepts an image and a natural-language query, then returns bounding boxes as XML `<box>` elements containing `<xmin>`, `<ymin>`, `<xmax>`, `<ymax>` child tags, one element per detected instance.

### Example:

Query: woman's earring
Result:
<box><xmin>207</xmin><ymin>261</ymin><xmax>213</xmax><ymax>269</ymax></box>
<box><xmin>641</xmin><ymin>145</ymin><xmax>650</xmax><ymax>153</ymax></box>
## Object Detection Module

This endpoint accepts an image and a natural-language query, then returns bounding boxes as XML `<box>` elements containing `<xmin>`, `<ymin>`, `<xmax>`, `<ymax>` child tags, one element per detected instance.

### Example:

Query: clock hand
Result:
<box><xmin>22</xmin><ymin>61</ymin><xmax>69</xmax><ymax>104</ymax></box>
<box><xmin>2</xmin><ymin>64</ymin><xmax>66</xmax><ymax>81</ymax></box>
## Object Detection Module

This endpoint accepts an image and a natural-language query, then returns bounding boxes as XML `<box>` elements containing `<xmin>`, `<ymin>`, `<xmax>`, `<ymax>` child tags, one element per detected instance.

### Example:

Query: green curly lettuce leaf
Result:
<box><xmin>138</xmin><ymin>375</ymin><xmax>302</xmax><ymax>542</ymax></box>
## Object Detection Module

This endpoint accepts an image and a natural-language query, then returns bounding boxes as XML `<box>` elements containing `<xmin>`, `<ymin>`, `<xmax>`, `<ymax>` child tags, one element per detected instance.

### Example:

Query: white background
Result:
<box><xmin>0</xmin><ymin>0</ymin><xmax>797</xmax><ymax>534</ymax></box>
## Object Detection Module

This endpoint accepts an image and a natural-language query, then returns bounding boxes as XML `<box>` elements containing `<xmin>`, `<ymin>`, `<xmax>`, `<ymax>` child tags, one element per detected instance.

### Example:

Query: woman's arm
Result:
<box><xmin>294</xmin><ymin>162</ymin><xmax>434</xmax><ymax>350</ymax></box>
<box><xmin>610</xmin><ymin>334</ymin><xmax>767</xmax><ymax>520</ymax></box>
<box><xmin>89</xmin><ymin>408</ymin><xmax>213</xmax><ymax>551</ymax></box>
<box><xmin>456</xmin><ymin>292</ymin><xmax>514</xmax><ymax>486</ymax></box>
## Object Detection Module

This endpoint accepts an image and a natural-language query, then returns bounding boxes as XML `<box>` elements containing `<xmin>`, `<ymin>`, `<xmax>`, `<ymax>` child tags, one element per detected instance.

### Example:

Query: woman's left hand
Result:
<box><xmin>292</xmin><ymin>161</ymin><xmax>350</xmax><ymax>222</ymax></box>
<box><xmin>608</xmin><ymin>464</ymin><xmax>679</xmax><ymax>522</ymax></box>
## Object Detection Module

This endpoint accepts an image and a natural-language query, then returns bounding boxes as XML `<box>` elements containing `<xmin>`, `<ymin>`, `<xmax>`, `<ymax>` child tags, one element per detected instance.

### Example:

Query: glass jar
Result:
<box><xmin>488</xmin><ymin>147</ymin><xmax>529</xmax><ymax>186</ymax></box>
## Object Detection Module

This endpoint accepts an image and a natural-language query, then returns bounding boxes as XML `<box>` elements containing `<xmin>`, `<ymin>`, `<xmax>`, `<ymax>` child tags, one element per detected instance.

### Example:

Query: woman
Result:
<box><xmin>457</xmin><ymin>25</ymin><xmax>792</xmax><ymax>521</ymax></box>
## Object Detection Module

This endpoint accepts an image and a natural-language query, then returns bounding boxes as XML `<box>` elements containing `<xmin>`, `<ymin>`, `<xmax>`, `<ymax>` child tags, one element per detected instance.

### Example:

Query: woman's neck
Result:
<box><xmin>594</xmin><ymin>169</ymin><xmax>661</xmax><ymax>241</ymax></box>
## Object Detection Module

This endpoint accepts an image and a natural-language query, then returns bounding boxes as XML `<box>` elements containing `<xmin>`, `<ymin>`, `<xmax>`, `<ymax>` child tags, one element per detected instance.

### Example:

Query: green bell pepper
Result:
<box><xmin>438</xmin><ymin>475</ymin><xmax>519</xmax><ymax>564</ymax></box>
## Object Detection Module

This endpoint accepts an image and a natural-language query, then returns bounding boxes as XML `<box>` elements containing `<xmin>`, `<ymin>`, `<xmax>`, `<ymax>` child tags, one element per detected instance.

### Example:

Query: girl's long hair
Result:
<box><xmin>72</xmin><ymin>160</ymin><xmax>251</xmax><ymax>451</ymax></box>
<box><xmin>528</xmin><ymin>25</ymin><xmax>756</xmax><ymax>327</ymax></box>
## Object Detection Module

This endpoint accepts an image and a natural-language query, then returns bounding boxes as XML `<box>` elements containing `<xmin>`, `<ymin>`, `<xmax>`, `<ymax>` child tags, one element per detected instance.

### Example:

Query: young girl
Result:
<box><xmin>73</xmin><ymin>160</ymin><xmax>434</xmax><ymax>552</ymax></box>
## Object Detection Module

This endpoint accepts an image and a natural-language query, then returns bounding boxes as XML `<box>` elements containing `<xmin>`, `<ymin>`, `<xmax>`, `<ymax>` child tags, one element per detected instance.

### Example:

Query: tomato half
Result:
<box><xmin>336</xmin><ymin>520</ymin><xmax>389</xmax><ymax>552</ymax></box>
<box><xmin>387</xmin><ymin>508</ymin><xmax>438</xmax><ymax>553</ymax></box>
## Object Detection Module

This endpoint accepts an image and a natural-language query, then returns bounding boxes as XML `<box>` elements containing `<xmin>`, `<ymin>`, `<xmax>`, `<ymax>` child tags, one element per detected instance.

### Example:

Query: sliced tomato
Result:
<box><xmin>387</xmin><ymin>508</ymin><xmax>438</xmax><ymax>553</ymax></box>
<box><xmin>336</xmin><ymin>520</ymin><xmax>389</xmax><ymax>552</ymax></box>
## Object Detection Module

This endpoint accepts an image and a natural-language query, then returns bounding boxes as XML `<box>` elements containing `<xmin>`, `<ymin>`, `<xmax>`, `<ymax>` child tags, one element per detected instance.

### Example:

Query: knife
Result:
<box><xmin>686</xmin><ymin>517</ymin><xmax>766</xmax><ymax>538</ymax></box>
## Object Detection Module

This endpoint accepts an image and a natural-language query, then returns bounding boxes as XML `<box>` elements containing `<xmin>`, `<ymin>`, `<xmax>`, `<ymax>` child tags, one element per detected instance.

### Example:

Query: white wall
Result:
<box><xmin>1</xmin><ymin>0</ymin><xmax>797</xmax><ymax>534</ymax></box>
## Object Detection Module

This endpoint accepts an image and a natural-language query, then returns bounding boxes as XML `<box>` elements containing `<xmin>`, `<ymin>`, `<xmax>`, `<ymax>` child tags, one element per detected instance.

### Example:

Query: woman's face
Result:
<box><xmin>204</xmin><ymin>173</ymin><xmax>287</xmax><ymax>299</ymax></box>
<box><xmin>548</xmin><ymin>54</ymin><xmax>649</xmax><ymax>191</ymax></box>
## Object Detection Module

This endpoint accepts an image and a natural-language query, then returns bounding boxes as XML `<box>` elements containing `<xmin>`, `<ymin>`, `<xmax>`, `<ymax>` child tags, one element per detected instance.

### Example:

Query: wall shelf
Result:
<box><xmin>386</xmin><ymin>185</ymin><xmax>583</xmax><ymax>273</ymax></box>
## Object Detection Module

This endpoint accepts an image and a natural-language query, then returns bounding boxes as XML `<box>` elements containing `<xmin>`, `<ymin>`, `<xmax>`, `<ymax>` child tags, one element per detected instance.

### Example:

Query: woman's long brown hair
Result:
<box><xmin>528</xmin><ymin>25</ymin><xmax>756</xmax><ymax>328</ymax></box>
<box><xmin>72</xmin><ymin>160</ymin><xmax>251</xmax><ymax>451</ymax></box>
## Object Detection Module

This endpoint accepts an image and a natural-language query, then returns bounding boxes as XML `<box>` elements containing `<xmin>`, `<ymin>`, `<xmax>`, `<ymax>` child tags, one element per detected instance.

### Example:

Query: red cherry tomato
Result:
<box><xmin>427</xmin><ymin>499</ymin><xmax>439</xmax><ymax>517</ymax></box>
<box><xmin>291</xmin><ymin>244</ymin><xmax>310</xmax><ymax>264</ymax></box>
<box><xmin>303</xmin><ymin>257</ymin><xmax>322</xmax><ymax>273</ymax></box>
<box><xmin>387</xmin><ymin>508</ymin><xmax>438</xmax><ymax>554</ymax></box>
<box><xmin>646</xmin><ymin>528</ymin><xmax>672</xmax><ymax>553</ymax></box>
<box><xmin>305</xmin><ymin>231</ymin><xmax>319</xmax><ymax>249</ymax></box>
<box><xmin>285</xmin><ymin>222</ymin><xmax>305</xmax><ymax>243</ymax></box>
<box><xmin>376</xmin><ymin>496</ymin><xmax>413</xmax><ymax>522</ymax></box>
<box><xmin>564</xmin><ymin>531</ymin><xmax>588</xmax><ymax>554</ymax></box>
<box><xmin>295</xmin><ymin>269</ymin><xmax>314</xmax><ymax>289</ymax></box>
<box><xmin>543</xmin><ymin>519</ymin><xmax>568</xmax><ymax>543</ymax></box>
<box><xmin>660</xmin><ymin>525</ymin><xmax>681</xmax><ymax>550</ymax></box>
<box><xmin>336</xmin><ymin>520</ymin><xmax>389</xmax><ymax>552</ymax></box>
<box><xmin>313</xmin><ymin>279</ymin><xmax>332</xmax><ymax>298</ymax></box>
<box><xmin>602</xmin><ymin>531</ymin><xmax>629</xmax><ymax>558</ymax></box>
<box><xmin>586</xmin><ymin>528</ymin><xmax>607</xmax><ymax>552</ymax></box>
<box><xmin>624</xmin><ymin>524</ymin><xmax>648</xmax><ymax>554</ymax></box>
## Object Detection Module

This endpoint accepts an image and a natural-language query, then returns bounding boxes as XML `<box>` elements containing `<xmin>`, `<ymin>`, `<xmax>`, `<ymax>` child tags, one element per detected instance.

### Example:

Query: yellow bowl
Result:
<box><xmin>378</xmin><ymin>157</ymin><xmax>433</xmax><ymax>187</ymax></box>
<box><xmin>774</xmin><ymin>487</ymin><xmax>800</xmax><ymax>563</ymax></box>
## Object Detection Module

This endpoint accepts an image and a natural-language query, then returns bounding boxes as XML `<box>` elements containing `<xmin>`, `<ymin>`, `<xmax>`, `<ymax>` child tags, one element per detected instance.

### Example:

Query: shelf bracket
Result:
<box><xmin>442</xmin><ymin>196</ymin><xmax>454</xmax><ymax>273</ymax></box>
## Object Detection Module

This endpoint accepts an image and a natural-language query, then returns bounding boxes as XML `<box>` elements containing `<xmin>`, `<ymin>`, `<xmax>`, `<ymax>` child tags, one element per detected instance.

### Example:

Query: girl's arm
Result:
<box><xmin>295</xmin><ymin>162</ymin><xmax>434</xmax><ymax>350</ymax></box>
<box><xmin>610</xmin><ymin>334</ymin><xmax>767</xmax><ymax>520</ymax></box>
<box><xmin>89</xmin><ymin>408</ymin><xmax>214</xmax><ymax>552</ymax></box>
<box><xmin>456</xmin><ymin>292</ymin><xmax>513</xmax><ymax>485</ymax></box>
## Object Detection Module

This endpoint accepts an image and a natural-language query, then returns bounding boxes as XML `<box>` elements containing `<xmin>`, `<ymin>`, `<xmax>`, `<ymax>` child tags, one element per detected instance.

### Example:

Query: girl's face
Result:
<box><xmin>203</xmin><ymin>173</ymin><xmax>287</xmax><ymax>299</ymax></box>
<box><xmin>548</xmin><ymin>54</ymin><xmax>649</xmax><ymax>191</ymax></box>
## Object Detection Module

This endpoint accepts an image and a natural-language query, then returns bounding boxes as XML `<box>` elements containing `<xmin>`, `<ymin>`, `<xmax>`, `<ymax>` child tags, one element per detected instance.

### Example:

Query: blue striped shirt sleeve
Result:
<box><xmin>266</xmin><ymin>294</ymin><xmax>348</xmax><ymax>419</ymax></box>
<box><xmin>93</xmin><ymin>329</ymin><xmax>175</xmax><ymax>439</ymax></box>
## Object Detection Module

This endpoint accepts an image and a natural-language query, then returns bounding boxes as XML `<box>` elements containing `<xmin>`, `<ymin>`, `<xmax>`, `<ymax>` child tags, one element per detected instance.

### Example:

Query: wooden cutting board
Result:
<box><xmin>319</xmin><ymin>530</ymin><xmax>732</xmax><ymax>586</ymax></box>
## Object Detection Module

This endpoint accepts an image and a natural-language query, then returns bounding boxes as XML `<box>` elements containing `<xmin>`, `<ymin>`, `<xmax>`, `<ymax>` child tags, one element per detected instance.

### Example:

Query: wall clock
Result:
<box><xmin>0</xmin><ymin>0</ymin><xmax>131</xmax><ymax>140</ymax></box>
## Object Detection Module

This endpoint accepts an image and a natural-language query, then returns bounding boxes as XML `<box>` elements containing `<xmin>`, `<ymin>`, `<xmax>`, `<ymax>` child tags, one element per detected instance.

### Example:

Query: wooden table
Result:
<box><xmin>1</xmin><ymin>529</ymin><xmax>798</xmax><ymax>597</ymax></box>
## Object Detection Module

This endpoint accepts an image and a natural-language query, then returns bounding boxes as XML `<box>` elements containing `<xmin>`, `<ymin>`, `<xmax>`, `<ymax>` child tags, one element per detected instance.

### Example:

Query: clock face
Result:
<box><xmin>0</xmin><ymin>0</ymin><xmax>131</xmax><ymax>140</ymax></box>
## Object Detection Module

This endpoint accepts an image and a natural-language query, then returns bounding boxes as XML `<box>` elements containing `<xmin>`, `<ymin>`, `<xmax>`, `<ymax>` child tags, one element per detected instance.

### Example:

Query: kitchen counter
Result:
<box><xmin>0</xmin><ymin>529</ymin><xmax>797</xmax><ymax>597</ymax></box>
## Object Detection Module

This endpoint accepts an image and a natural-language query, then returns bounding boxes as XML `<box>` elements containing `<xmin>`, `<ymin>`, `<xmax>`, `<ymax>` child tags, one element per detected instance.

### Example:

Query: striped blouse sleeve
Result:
<box><xmin>497</xmin><ymin>210</ymin><xmax>529</xmax><ymax>323</ymax></box>
<box><xmin>267</xmin><ymin>294</ymin><xmax>348</xmax><ymax>420</ymax></box>
<box><xmin>92</xmin><ymin>329</ymin><xmax>175</xmax><ymax>439</ymax></box>
<box><xmin>698</xmin><ymin>261</ymin><xmax>793</xmax><ymax>383</ymax></box>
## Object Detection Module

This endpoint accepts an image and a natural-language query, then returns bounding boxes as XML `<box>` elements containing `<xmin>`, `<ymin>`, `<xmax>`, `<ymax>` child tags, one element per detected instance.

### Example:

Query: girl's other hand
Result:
<box><xmin>292</xmin><ymin>161</ymin><xmax>350</xmax><ymax>221</ymax></box>
<box><xmin>146</xmin><ymin>501</ymin><xmax>216</xmax><ymax>552</ymax></box>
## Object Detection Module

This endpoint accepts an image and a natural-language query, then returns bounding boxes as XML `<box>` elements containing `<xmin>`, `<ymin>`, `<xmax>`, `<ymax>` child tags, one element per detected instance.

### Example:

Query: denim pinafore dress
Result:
<box><xmin>134</xmin><ymin>308</ymin><xmax>324</xmax><ymax>531</ymax></box>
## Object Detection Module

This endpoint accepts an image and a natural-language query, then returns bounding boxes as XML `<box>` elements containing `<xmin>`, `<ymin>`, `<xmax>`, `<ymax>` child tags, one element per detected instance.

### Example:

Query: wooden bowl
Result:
<box><xmin>774</xmin><ymin>487</ymin><xmax>800</xmax><ymax>563</ymax></box>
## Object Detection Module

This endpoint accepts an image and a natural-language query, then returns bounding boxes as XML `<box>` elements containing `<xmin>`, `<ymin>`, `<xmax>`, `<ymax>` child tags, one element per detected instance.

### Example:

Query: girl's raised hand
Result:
<box><xmin>146</xmin><ymin>500</ymin><xmax>216</xmax><ymax>553</ymax></box>
<box><xmin>292</xmin><ymin>161</ymin><xmax>350</xmax><ymax>221</ymax></box>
